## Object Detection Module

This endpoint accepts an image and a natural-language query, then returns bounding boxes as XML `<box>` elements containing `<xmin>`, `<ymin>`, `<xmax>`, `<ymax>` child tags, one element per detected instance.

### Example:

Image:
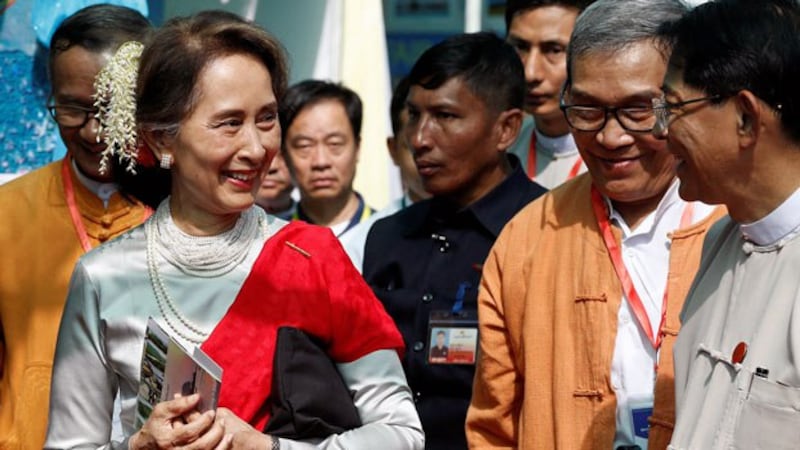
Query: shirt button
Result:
<box><xmin>413</xmin><ymin>341</ymin><xmax>425</xmax><ymax>352</ymax></box>
<box><xmin>98</xmin><ymin>185</ymin><xmax>116</xmax><ymax>199</ymax></box>
<box><xmin>421</xmin><ymin>293</ymin><xmax>434</xmax><ymax>303</ymax></box>
<box><xmin>414</xmin><ymin>391</ymin><xmax>422</xmax><ymax>403</ymax></box>
<box><xmin>100</xmin><ymin>215</ymin><xmax>113</xmax><ymax>227</ymax></box>
<box><xmin>97</xmin><ymin>231</ymin><xmax>110</xmax><ymax>242</ymax></box>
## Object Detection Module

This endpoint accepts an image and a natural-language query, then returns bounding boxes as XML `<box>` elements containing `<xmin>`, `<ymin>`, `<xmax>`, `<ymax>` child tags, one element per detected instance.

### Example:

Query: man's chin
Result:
<box><xmin>525</xmin><ymin>104</ymin><xmax>559</xmax><ymax>120</ymax></box>
<box><xmin>306</xmin><ymin>188</ymin><xmax>345</xmax><ymax>201</ymax></box>
<box><xmin>73</xmin><ymin>159</ymin><xmax>114</xmax><ymax>183</ymax></box>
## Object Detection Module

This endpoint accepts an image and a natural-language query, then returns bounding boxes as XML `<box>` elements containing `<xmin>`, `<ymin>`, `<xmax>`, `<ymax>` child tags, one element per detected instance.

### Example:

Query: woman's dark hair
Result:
<box><xmin>136</xmin><ymin>11</ymin><xmax>288</xmax><ymax>138</ymax></box>
<box><xmin>116</xmin><ymin>11</ymin><xmax>290</xmax><ymax>208</ymax></box>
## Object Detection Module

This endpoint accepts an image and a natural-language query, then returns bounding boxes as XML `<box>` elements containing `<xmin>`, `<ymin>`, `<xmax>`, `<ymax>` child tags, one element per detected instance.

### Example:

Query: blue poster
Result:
<box><xmin>0</xmin><ymin>0</ymin><xmax>149</xmax><ymax>177</ymax></box>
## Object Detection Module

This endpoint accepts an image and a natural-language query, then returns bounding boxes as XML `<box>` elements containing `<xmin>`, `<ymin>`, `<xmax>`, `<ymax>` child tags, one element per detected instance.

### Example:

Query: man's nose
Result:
<box><xmin>596</xmin><ymin>113</ymin><xmax>636</xmax><ymax>150</ymax></box>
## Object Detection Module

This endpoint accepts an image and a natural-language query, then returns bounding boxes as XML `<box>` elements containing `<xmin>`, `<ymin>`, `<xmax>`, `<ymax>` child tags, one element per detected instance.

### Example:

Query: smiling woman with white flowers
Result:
<box><xmin>45</xmin><ymin>11</ymin><xmax>423</xmax><ymax>450</ymax></box>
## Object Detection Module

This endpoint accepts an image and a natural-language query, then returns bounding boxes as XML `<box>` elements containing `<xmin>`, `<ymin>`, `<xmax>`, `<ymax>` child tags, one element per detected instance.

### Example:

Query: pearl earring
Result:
<box><xmin>159</xmin><ymin>154</ymin><xmax>173</xmax><ymax>170</ymax></box>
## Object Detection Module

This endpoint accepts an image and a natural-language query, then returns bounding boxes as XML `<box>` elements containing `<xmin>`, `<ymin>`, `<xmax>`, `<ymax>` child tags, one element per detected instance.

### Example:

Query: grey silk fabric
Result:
<box><xmin>45</xmin><ymin>216</ymin><xmax>422</xmax><ymax>449</ymax></box>
<box><xmin>670</xmin><ymin>217</ymin><xmax>800</xmax><ymax>449</ymax></box>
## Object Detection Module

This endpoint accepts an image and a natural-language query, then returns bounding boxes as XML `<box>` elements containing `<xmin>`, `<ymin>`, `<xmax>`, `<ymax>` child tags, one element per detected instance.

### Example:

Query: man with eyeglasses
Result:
<box><xmin>504</xmin><ymin>0</ymin><xmax>593</xmax><ymax>189</ymax></box>
<box><xmin>0</xmin><ymin>6</ymin><xmax>151</xmax><ymax>448</ymax></box>
<box><xmin>652</xmin><ymin>1</ymin><xmax>800</xmax><ymax>448</ymax></box>
<box><xmin>466</xmin><ymin>1</ymin><xmax>725</xmax><ymax>449</ymax></box>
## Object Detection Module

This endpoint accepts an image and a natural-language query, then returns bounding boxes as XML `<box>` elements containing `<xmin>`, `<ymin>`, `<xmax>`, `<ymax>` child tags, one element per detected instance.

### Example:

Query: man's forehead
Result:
<box><xmin>507</xmin><ymin>7</ymin><xmax>578</xmax><ymax>45</ymax></box>
<box><xmin>569</xmin><ymin>44</ymin><xmax>666</xmax><ymax>95</ymax></box>
<box><xmin>407</xmin><ymin>77</ymin><xmax>473</xmax><ymax>103</ymax></box>
<box><xmin>509</xmin><ymin>4</ymin><xmax>581</xmax><ymax>29</ymax></box>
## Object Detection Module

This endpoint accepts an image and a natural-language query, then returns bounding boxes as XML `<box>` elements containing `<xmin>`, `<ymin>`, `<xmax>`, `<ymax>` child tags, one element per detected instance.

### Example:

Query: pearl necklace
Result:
<box><xmin>151</xmin><ymin>200</ymin><xmax>262</xmax><ymax>277</ymax></box>
<box><xmin>145</xmin><ymin>200</ymin><xmax>268</xmax><ymax>344</ymax></box>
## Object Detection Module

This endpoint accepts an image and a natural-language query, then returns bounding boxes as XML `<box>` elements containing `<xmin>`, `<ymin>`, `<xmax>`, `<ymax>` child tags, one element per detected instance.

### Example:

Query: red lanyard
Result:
<box><xmin>527</xmin><ymin>129</ymin><xmax>583</xmax><ymax>182</ymax></box>
<box><xmin>590</xmin><ymin>185</ymin><xmax>694</xmax><ymax>350</ymax></box>
<box><xmin>62</xmin><ymin>158</ymin><xmax>152</xmax><ymax>253</ymax></box>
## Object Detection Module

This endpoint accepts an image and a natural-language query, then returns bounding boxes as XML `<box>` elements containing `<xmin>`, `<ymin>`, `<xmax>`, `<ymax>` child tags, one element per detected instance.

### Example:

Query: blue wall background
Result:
<box><xmin>0</xmin><ymin>0</ymin><xmax>328</xmax><ymax>177</ymax></box>
<box><xmin>0</xmin><ymin>0</ymin><xmax>513</xmax><ymax>177</ymax></box>
<box><xmin>0</xmin><ymin>0</ymin><xmax>62</xmax><ymax>175</ymax></box>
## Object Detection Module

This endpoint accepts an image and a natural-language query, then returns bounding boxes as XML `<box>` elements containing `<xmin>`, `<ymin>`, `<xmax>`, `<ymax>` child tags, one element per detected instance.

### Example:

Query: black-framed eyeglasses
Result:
<box><xmin>652</xmin><ymin>94</ymin><xmax>725</xmax><ymax>133</ymax></box>
<box><xmin>47</xmin><ymin>104</ymin><xmax>98</xmax><ymax>128</ymax></box>
<box><xmin>560</xmin><ymin>102</ymin><xmax>657</xmax><ymax>132</ymax></box>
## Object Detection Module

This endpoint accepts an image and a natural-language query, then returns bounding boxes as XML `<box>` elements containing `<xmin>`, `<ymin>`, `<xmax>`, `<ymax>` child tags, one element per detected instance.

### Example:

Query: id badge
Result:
<box><xmin>427</xmin><ymin>310</ymin><xmax>478</xmax><ymax>365</ymax></box>
<box><xmin>629</xmin><ymin>395</ymin><xmax>653</xmax><ymax>449</ymax></box>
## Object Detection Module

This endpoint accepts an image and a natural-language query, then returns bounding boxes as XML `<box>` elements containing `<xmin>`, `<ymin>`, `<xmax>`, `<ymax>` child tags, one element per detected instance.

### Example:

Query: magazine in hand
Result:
<box><xmin>135</xmin><ymin>317</ymin><xmax>223</xmax><ymax>428</ymax></box>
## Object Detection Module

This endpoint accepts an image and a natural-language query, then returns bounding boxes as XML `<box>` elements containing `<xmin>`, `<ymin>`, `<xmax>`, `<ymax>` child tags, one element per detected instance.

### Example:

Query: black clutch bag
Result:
<box><xmin>263</xmin><ymin>327</ymin><xmax>362</xmax><ymax>439</ymax></box>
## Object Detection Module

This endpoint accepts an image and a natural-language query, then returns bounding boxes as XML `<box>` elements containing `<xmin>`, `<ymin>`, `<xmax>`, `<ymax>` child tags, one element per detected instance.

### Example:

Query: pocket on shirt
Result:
<box><xmin>730</xmin><ymin>374</ymin><xmax>800</xmax><ymax>450</ymax></box>
<box><xmin>572</xmin><ymin>293</ymin><xmax>612</xmax><ymax>396</ymax></box>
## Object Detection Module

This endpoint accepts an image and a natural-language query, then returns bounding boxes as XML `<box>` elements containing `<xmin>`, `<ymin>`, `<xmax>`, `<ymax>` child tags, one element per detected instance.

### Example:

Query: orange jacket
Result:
<box><xmin>0</xmin><ymin>159</ymin><xmax>147</xmax><ymax>449</ymax></box>
<box><xmin>466</xmin><ymin>174</ymin><xmax>726</xmax><ymax>450</ymax></box>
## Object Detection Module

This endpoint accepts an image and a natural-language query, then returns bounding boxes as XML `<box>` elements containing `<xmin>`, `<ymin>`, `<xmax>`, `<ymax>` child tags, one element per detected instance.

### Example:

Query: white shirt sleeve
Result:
<box><xmin>277</xmin><ymin>349</ymin><xmax>424</xmax><ymax>450</ymax></box>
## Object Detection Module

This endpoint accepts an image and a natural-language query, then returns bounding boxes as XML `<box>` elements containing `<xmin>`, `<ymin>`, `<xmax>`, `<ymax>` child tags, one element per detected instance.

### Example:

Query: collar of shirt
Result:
<box><xmin>402</xmin><ymin>153</ymin><xmax>540</xmax><ymax>238</ymax></box>
<box><xmin>71</xmin><ymin>158</ymin><xmax>118</xmax><ymax>206</ymax></box>
<box><xmin>534</xmin><ymin>126</ymin><xmax>579</xmax><ymax>159</ymax></box>
<box><xmin>606</xmin><ymin>178</ymin><xmax>682</xmax><ymax>238</ymax></box>
<box><xmin>297</xmin><ymin>191</ymin><xmax>371</xmax><ymax>237</ymax></box>
<box><xmin>400</xmin><ymin>192</ymin><xmax>413</xmax><ymax>209</ymax></box>
<box><xmin>740</xmin><ymin>185</ymin><xmax>800</xmax><ymax>246</ymax></box>
<box><xmin>269</xmin><ymin>199</ymin><xmax>297</xmax><ymax>221</ymax></box>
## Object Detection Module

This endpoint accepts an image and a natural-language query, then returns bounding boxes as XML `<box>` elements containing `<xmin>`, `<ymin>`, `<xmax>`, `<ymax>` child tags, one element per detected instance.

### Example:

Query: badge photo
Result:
<box><xmin>428</xmin><ymin>310</ymin><xmax>478</xmax><ymax>365</ymax></box>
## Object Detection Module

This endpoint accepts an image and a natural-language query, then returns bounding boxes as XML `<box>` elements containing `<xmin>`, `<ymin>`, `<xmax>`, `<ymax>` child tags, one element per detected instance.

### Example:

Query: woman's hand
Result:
<box><xmin>130</xmin><ymin>394</ymin><xmax>231</xmax><ymax>449</ymax></box>
<box><xmin>215</xmin><ymin>408</ymin><xmax>273</xmax><ymax>450</ymax></box>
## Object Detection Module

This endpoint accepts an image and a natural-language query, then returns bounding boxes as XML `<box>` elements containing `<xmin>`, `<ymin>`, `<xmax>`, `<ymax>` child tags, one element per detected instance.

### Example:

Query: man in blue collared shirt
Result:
<box><xmin>362</xmin><ymin>32</ymin><xmax>547</xmax><ymax>449</ymax></box>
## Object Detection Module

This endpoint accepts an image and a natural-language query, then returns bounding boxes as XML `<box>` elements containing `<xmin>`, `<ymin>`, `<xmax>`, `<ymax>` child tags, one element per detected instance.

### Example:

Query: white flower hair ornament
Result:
<box><xmin>94</xmin><ymin>41</ymin><xmax>145</xmax><ymax>175</ymax></box>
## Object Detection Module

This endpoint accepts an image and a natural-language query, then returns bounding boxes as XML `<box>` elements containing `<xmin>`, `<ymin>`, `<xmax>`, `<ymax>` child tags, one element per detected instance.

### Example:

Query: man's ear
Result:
<box><xmin>495</xmin><ymin>108</ymin><xmax>524</xmax><ymax>152</ymax></box>
<box><xmin>140</xmin><ymin>128</ymin><xmax>173</xmax><ymax>162</ymax></box>
<box><xmin>734</xmin><ymin>90</ymin><xmax>762</xmax><ymax>149</ymax></box>
<box><xmin>386</xmin><ymin>136</ymin><xmax>401</xmax><ymax>166</ymax></box>
<box><xmin>354</xmin><ymin>137</ymin><xmax>362</xmax><ymax>163</ymax></box>
<box><xmin>280</xmin><ymin>148</ymin><xmax>299</xmax><ymax>180</ymax></box>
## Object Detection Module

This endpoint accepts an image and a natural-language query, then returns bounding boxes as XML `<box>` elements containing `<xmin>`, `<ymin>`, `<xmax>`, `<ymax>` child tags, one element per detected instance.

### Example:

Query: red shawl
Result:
<box><xmin>201</xmin><ymin>221</ymin><xmax>404</xmax><ymax>430</ymax></box>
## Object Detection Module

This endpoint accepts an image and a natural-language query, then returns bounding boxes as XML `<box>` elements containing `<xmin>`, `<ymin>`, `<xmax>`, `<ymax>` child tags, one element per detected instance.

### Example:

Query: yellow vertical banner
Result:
<box><xmin>340</xmin><ymin>0</ymin><xmax>394</xmax><ymax>210</ymax></box>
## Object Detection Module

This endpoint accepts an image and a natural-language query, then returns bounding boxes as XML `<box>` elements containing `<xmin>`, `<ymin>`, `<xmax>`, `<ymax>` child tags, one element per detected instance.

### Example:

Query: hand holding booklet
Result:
<box><xmin>135</xmin><ymin>317</ymin><xmax>223</xmax><ymax>428</ymax></box>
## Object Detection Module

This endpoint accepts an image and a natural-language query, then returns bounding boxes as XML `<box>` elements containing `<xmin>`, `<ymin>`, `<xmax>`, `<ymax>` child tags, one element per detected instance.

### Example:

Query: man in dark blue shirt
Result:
<box><xmin>362</xmin><ymin>32</ymin><xmax>547</xmax><ymax>449</ymax></box>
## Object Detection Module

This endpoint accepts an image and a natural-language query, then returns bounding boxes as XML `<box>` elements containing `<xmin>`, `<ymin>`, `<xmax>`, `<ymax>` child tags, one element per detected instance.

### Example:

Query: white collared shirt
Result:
<box><xmin>507</xmin><ymin>115</ymin><xmax>586</xmax><ymax>189</ymax></box>
<box><xmin>740</xmin><ymin>186</ymin><xmax>800</xmax><ymax>246</ymax></box>
<box><xmin>71</xmin><ymin>159</ymin><xmax>118</xmax><ymax>208</ymax></box>
<box><xmin>607</xmin><ymin>180</ymin><xmax>716</xmax><ymax>448</ymax></box>
<box><xmin>532</xmin><ymin>126</ymin><xmax>586</xmax><ymax>190</ymax></box>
